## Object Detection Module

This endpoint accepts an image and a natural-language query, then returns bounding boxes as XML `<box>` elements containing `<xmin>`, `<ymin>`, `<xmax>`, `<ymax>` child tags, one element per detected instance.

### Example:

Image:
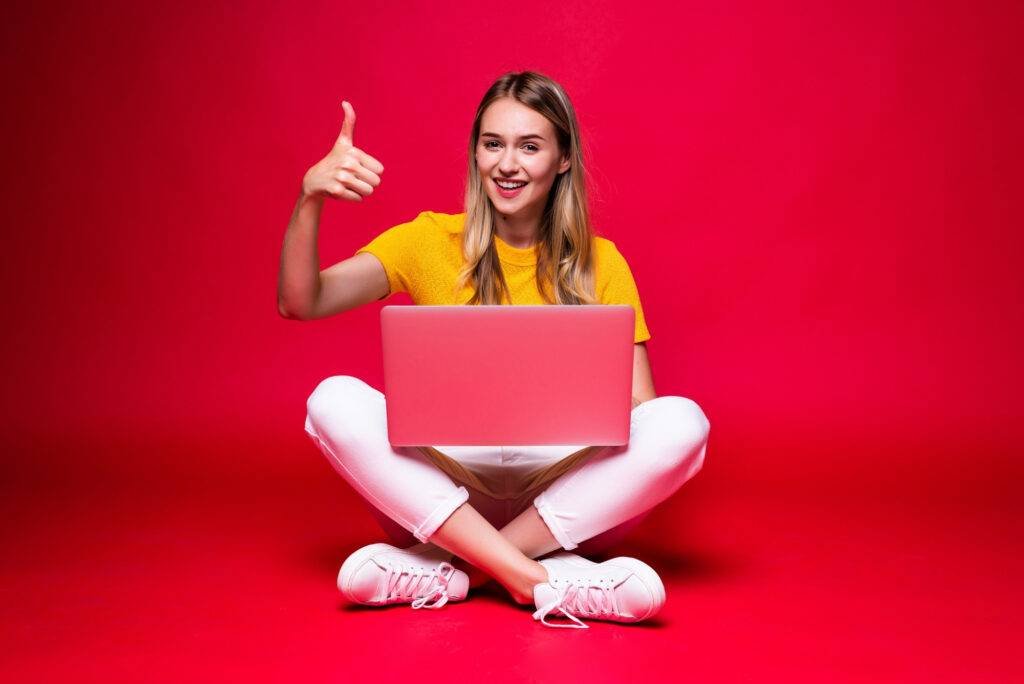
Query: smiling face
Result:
<box><xmin>475</xmin><ymin>97</ymin><xmax>570</xmax><ymax>222</ymax></box>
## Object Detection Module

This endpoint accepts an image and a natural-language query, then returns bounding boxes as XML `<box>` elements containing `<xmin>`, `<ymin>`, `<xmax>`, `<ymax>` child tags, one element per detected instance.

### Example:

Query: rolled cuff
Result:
<box><xmin>414</xmin><ymin>486</ymin><xmax>470</xmax><ymax>542</ymax></box>
<box><xmin>533</xmin><ymin>494</ymin><xmax>579</xmax><ymax>551</ymax></box>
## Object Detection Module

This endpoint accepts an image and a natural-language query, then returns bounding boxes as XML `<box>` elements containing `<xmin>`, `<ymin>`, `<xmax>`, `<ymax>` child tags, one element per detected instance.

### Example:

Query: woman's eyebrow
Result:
<box><xmin>481</xmin><ymin>131</ymin><xmax>546</xmax><ymax>141</ymax></box>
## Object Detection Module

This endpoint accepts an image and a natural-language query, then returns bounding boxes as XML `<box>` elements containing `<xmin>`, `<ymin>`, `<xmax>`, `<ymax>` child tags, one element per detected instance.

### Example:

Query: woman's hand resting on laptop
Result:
<box><xmin>301</xmin><ymin>100</ymin><xmax>385</xmax><ymax>203</ymax></box>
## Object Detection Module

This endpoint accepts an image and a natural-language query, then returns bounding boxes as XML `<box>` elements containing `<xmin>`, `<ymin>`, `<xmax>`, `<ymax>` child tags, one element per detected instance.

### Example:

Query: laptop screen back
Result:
<box><xmin>381</xmin><ymin>305</ymin><xmax>634</xmax><ymax>446</ymax></box>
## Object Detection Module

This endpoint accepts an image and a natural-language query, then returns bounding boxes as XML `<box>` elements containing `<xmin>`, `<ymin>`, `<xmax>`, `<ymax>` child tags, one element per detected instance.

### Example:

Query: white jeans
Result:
<box><xmin>304</xmin><ymin>375</ymin><xmax>710</xmax><ymax>552</ymax></box>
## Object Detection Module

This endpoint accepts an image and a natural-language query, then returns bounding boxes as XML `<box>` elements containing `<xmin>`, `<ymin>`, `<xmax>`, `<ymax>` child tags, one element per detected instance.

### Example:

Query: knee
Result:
<box><xmin>674</xmin><ymin>396</ymin><xmax>711</xmax><ymax>446</ymax></box>
<box><xmin>305</xmin><ymin>375</ymin><xmax>370</xmax><ymax>429</ymax></box>
<box><xmin>643</xmin><ymin>396</ymin><xmax>711</xmax><ymax>474</ymax></box>
<box><xmin>646</xmin><ymin>396</ymin><xmax>709</xmax><ymax>444</ymax></box>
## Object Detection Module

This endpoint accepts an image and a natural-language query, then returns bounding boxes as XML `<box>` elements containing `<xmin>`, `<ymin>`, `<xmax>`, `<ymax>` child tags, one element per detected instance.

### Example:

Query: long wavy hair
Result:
<box><xmin>454</xmin><ymin>71</ymin><xmax>598</xmax><ymax>305</ymax></box>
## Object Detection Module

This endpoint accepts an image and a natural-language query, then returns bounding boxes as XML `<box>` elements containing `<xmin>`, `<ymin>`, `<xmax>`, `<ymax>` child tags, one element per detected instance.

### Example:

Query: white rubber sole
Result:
<box><xmin>337</xmin><ymin>542</ymin><xmax>399</xmax><ymax>603</ymax></box>
<box><xmin>546</xmin><ymin>551</ymin><xmax>667</xmax><ymax>621</ymax></box>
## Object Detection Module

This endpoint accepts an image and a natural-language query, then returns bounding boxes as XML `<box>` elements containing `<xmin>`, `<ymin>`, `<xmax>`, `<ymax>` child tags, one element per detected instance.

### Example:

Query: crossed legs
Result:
<box><xmin>305</xmin><ymin>375</ymin><xmax>710</xmax><ymax>605</ymax></box>
<box><xmin>430</xmin><ymin>502</ymin><xmax>553</xmax><ymax>604</ymax></box>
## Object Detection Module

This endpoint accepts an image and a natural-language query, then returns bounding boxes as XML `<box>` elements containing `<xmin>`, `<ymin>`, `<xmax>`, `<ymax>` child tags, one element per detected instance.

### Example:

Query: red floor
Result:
<box><xmin>2</xmin><ymin>425</ymin><xmax>1020</xmax><ymax>682</ymax></box>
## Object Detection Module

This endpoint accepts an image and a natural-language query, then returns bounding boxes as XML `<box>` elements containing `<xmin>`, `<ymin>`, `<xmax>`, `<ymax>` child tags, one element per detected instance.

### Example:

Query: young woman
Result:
<box><xmin>278</xmin><ymin>71</ymin><xmax>710</xmax><ymax>629</ymax></box>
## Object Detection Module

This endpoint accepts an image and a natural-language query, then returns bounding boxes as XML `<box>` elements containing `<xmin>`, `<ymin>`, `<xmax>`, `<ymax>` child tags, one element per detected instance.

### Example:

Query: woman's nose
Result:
<box><xmin>498</xmin><ymin>149</ymin><xmax>519</xmax><ymax>175</ymax></box>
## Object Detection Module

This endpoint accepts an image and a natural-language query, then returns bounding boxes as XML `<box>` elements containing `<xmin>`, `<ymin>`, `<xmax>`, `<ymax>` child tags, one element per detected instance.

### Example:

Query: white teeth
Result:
<box><xmin>496</xmin><ymin>180</ymin><xmax>526</xmax><ymax>189</ymax></box>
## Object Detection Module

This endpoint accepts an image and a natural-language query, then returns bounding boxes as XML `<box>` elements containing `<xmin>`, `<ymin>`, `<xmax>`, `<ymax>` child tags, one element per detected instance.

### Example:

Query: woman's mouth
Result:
<box><xmin>494</xmin><ymin>178</ymin><xmax>528</xmax><ymax>199</ymax></box>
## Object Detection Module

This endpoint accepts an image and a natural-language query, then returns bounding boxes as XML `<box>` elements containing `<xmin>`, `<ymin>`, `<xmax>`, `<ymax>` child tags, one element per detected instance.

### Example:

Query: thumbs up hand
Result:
<box><xmin>302</xmin><ymin>101</ymin><xmax>385</xmax><ymax>202</ymax></box>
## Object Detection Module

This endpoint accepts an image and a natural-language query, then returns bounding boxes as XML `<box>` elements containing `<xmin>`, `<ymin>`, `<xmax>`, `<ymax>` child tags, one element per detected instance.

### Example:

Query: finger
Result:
<box><xmin>335</xmin><ymin>100</ymin><xmax>356</xmax><ymax>147</ymax></box>
<box><xmin>328</xmin><ymin>181</ymin><xmax>362</xmax><ymax>201</ymax></box>
<box><xmin>348</xmin><ymin>162</ymin><xmax>382</xmax><ymax>188</ymax></box>
<box><xmin>352</xmin><ymin>147</ymin><xmax>384</xmax><ymax>174</ymax></box>
<box><xmin>337</xmin><ymin>187</ymin><xmax>363</xmax><ymax>202</ymax></box>
<box><xmin>336</xmin><ymin>173</ymin><xmax>374</xmax><ymax>197</ymax></box>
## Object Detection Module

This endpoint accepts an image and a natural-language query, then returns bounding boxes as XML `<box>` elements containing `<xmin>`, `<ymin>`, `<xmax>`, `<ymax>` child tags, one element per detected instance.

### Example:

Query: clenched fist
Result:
<box><xmin>301</xmin><ymin>100</ymin><xmax>385</xmax><ymax>202</ymax></box>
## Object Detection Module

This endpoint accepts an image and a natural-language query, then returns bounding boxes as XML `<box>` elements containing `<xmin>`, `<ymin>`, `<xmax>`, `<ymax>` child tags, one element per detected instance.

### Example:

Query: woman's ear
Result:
<box><xmin>558</xmin><ymin>155</ymin><xmax>571</xmax><ymax>175</ymax></box>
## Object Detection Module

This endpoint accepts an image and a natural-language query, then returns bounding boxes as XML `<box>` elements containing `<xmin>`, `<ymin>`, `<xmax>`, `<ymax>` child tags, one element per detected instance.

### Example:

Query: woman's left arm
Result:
<box><xmin>631</xmin><ymin>342</ymin><xmax>657</xmax><ymax>408</ymax></box>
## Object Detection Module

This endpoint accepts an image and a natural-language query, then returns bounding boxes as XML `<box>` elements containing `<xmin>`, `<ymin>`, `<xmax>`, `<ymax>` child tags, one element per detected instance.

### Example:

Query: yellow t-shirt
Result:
<box><xmin>354</xmin><ymin>210</ymin><xmax>651</xmax><ymax>344</ymax></box>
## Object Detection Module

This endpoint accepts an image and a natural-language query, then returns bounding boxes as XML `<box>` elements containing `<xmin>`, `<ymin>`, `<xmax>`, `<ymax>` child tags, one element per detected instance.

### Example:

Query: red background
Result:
<box><xmin>2</xmin><ymin>0</ymin><xmax>1020</xmax><ymax>680</ymax></box>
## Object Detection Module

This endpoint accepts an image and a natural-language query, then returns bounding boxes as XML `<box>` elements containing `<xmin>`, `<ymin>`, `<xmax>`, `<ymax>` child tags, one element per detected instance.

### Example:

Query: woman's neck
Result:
<box><xmin>494</xmin><ymin>209</ymin><xmax>541</xmax><ymax>248</ymax></box>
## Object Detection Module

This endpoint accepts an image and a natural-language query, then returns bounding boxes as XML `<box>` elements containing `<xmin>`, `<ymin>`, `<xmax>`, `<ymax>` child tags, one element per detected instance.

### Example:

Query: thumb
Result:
<box><xmin>335</xmin><ymin>100</ymin><xmax>356</xmax><ymax>147</ymax></box>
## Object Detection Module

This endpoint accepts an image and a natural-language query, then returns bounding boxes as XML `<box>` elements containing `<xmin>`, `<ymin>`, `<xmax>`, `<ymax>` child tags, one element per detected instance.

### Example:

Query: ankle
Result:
<box><xmin>449</xmin><ymin>556</ymin><xmax>490</xmax><ymax>587</ymax></box>
<box><xmin>508</xmin><ymin>560</ymin><xmax>549</xmax><ymax>605</ymax></box>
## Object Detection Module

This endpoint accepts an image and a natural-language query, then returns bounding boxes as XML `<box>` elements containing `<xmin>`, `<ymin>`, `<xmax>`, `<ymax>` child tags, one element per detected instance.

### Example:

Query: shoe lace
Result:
<box><xmin>383</xmin><ymin>560</ymin><xmax>457</xmax><ymax>609</ymax></box>
<box><xmin>532</xmin><ymin>577</ymin><xmax>621</xmax><ymax>629</ymax></box>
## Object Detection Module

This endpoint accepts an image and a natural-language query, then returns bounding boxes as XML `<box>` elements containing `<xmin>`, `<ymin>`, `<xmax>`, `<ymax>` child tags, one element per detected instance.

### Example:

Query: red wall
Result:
<box><xmin>1</xmin><ymin>0</ymin><xmax>1019</xmax><ymax>483</ymax></box>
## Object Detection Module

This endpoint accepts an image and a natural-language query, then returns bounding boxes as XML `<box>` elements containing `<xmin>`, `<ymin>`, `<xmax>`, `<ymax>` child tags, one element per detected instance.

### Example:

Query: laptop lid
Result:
<box><xmin>381</xmin><ymin>304</ymin><xmax>635</xmax><ymax>446</ymax></box>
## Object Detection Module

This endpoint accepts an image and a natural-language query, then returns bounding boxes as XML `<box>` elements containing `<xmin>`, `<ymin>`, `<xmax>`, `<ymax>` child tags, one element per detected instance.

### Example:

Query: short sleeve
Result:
<box><xmin>601</xmin><ymin>244</ymin><xmax>651</xmax><ymax>344</ymax></box>
<box><xmin>353</xmin><ymin>211</ymin><xmax>433</xmax><ymax>299</ymax></box>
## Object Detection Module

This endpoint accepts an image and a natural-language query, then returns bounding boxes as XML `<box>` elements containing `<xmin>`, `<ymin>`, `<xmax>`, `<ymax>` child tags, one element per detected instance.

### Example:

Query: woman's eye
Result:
<box><xmin>483</xmin><ymin>140</ymin><xmax>538</xmax><ymax>151</ymax></box>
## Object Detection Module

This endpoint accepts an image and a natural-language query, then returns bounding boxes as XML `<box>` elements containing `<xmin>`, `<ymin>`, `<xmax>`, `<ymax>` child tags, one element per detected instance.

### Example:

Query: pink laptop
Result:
<box><xmin>381</xmin><ymin>305</ymin><xmax>635</xmax><ymax>447</ymax></box>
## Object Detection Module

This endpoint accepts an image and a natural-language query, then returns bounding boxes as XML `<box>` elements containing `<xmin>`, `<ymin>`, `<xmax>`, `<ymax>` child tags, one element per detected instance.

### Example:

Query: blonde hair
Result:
<box><xmin>455</xmin><ymin>71</ymin><xmax>598</xmax><ymax>305</ymax></box>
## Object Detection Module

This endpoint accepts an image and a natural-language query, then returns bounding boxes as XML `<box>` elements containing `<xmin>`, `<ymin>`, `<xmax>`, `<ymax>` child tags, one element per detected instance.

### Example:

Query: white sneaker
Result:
<box><xmin>337</xmin><ymin>542</ymin><xmax>470</xmax><ymax>609</ymax></box>
<box><xmin>532</xmin><ymin>551</ymin><xmax>666</xmax><ymax>628</ymax></box>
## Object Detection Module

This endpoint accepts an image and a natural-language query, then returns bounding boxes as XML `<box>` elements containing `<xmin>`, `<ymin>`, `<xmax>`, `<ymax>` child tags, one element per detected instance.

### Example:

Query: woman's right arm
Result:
<box><xmin>277</xmin><ymin>101</ymin><xmax>388</xmax><ymax>320</ymax></box>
